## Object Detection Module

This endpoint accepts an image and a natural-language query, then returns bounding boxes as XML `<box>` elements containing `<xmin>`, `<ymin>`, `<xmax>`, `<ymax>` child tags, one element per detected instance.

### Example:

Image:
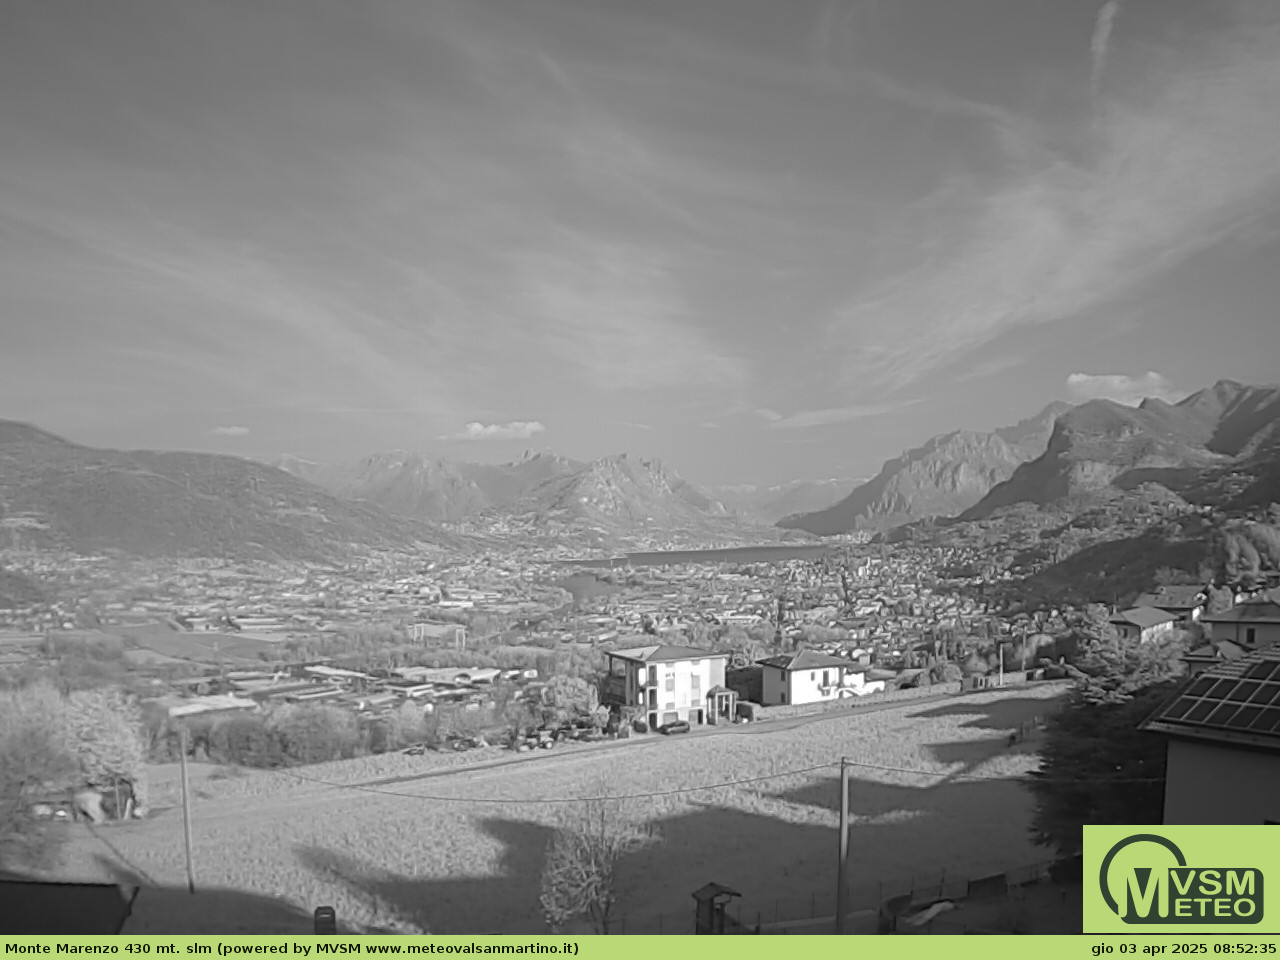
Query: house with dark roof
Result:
<box><xmin>601</xmin><ymin>643</ymin><xmax>729</xmax><ymax>729</ymax></box>
<box><xmin>756</xmin><ymin>649</ymin><xmax>883</xmax><ymax>706</ymax></box>
<box><xmin>1199</xmin><ymin>590</ymin><xmax>1280</xmax><ymax>650</ymax></box>
<box><xmin>1141</xmin><ymin>647</ymin><xmax>1280</xmax><ymax>825</ymax></box>
<box><xmin>1107</xmin><ymin>606</ymin><xmax>1179</xmax><ymax>643</ymax></box>
<box><xmin>1132</xmin><ymin>586</ymin><xmax>1208</xmax><ymax>624</ymax></box>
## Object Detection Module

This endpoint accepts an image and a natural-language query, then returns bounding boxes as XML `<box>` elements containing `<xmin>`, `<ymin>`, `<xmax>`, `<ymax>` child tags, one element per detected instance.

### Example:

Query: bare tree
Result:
<box><xmin>539</xmin><ymin>795</ymin><xmax>659</xmax><ymax>934</ymax></box>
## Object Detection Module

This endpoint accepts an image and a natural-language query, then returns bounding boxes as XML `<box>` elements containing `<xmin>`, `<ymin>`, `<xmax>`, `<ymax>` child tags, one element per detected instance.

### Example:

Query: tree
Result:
<box><xmin>1206</xmin><ymin>585</ymin><xmax>1235</xmax><ymax>614</ymax></box>
<box><xmin>64</xmin><ymin>687</ymin><xmax>149</xmax><ymax>812</ymax></box>
<box><xmin>0</xmin><ymin>682</ymin><xmax>77</xmax><ymax>869</ymax></box>
<box><xmin>385</xmin><ymin>701</ymin><xmax>425</xmax><ymax>750</ymax></box>
<box><xmin>1027</xmin><ymin>682</ymin><xmax>1175</xmax><ymax>857</ymax></box>
<box><xmin>539</xmin><ymin>796</ymin><xmax>659</xmax><ymax>934</ymax></box>
<box><xmin>1074</xmin><ymin>627</ymin><xmax>1189</xmax><ymax>704</ymax></box>
<box><xmin>541</xmin><ymin>676</ymin><xmax>598</xmax><ymax>721</ymax></box>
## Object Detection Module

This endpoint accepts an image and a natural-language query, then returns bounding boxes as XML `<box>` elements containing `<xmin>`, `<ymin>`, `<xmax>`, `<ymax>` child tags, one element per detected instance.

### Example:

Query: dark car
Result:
<box><xmin>658</xmin><ymin>720</ymin><xmax>691</xmax><ymax>735</ymax></box>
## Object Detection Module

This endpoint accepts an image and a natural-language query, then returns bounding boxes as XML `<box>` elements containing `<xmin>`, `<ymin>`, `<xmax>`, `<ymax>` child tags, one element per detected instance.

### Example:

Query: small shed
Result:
<box><xmin>692</xmin><ymin>882</ymin><xmax>741</xmax><ymax>935</ymax></box>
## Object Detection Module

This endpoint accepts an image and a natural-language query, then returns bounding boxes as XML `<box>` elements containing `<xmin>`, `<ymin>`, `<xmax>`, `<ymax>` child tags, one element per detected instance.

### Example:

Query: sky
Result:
<box><xmin>4</xmin><ymin>0</ymin><xmax>1280</xmax><ymax>486</ymax></box>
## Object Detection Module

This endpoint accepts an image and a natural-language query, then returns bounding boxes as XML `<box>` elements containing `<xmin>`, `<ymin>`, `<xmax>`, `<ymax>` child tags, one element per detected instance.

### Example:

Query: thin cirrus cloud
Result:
<box><xmin>830</xmin><ymin>6</ymin><xmax>1280</xmax><ymax>391</ymax></box>
<box><xmin>1065</xmin><ymin>371</ymin><xmax>1184</xmax><ymax>406</ymax></box>
<box><xmin>760</xmin><ymin>401</ymin><xmax>920</xmax><ymax>431</ymax></box>
<box><xmin>209</xmin><ymin>425</ymin><xmax>249</xmax><ymax>436</ymax></box>
<box><xmin>440</xmin><ymin>420</ymin><xmax>547</xmax><ymax>441</ymax></box>
<box><xmin>954</xmin><ymin>355</ymin><xmax>1025</xmax><ymax>383</ymax></box>
<box><xmin>517</xmin><ymin>231</ymin><xmax>746</xmax><ymax>393</ymax></box>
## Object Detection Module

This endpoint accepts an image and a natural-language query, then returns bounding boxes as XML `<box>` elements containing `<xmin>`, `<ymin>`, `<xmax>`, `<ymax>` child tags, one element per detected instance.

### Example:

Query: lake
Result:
<box><xmin>564</xmin><ymin>543</ymin><xmax>838</xmax><ymax>568</ymax></box>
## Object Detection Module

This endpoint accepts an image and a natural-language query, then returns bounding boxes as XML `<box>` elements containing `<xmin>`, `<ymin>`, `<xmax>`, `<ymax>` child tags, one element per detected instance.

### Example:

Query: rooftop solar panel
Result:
<box><xmin>1233</xmin><ymin>706</ymin><xmax>1265</xmax><ymax>729</ymax></box>
<box><xmin>1207</xmin><ymin>679</ymin><xmax>1237</xmax><ymax>699</ymax></box>
<box><xmin>1185</xmin><ymin>699</ymin><xmax>1216</xmax><ymax>722</ymax></box>
<box><xmin>1227</xmin><ymin>681</ymin><xmax>1261</xmax><ymax>701</ymax></box>
<box><xmin>1143</xmin><ymin>648</ymin><xmax>1280</xmax><ymax>746</ymax></box>
<box><xmin>1206</xmin><ymin>702</ymin><xmax>1241</xmax><ymax>726</ymax></box>
<box><xmin>1185</xmin><ymin>676</ymin><xmax>1216</xmax><ymax>697</ymax></box>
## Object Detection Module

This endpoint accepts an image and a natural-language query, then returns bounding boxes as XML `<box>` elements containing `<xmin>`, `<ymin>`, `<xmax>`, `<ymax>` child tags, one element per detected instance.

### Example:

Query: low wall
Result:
<box><xmin>752</xmin><ymin>681</ymin><xmax>963</xmax><ymax>722</ymax></box>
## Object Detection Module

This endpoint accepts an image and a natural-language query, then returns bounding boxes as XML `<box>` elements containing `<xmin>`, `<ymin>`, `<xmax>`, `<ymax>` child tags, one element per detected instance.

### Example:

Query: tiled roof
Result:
<box><xmin>757</xmin><ymin>649</ymin><xmax>866</xmax><ymax>672</ymax></box>
<box><xmin>1109</xmin><ymin>606</ymin><xmax>1179</xmax><ymax>629</ymax></box>
<box><xmin>1141</xmin><ymin>646</ymin><xmax>1280</xmax><ymax>751</ymax></box>
<box><xmin>1199</xmin><ymin>590</ymin><xmax>1280</xmax><ymax>625</ymax></box>
<box><xmin>607</xmin><ymin>643</ymin><xmax>726</xmax><ymax>663</ymax></box>
<box><xmin>1133</xmin><ymin>586</ymin><xmax>1207</xmax><ymax>611</ymax></box>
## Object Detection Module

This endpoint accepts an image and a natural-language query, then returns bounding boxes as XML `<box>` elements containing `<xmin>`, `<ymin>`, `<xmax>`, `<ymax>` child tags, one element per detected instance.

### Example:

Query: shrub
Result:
<box><xmin>268</xmin><ymin>704</ymin><xmax>360</xmax><ymax>764</ymax></box>
<box><xmin>209</xmin><ymin>714</ymin><xmax>285</xmax><ymax>768</ymax></box>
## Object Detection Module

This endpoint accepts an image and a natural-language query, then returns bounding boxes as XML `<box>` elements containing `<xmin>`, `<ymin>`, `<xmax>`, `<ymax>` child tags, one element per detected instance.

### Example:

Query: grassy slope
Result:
<box><xmin>53</xmin><ymin>685</ymin><xmax>1067</xmax><ymax>934</ymax></box>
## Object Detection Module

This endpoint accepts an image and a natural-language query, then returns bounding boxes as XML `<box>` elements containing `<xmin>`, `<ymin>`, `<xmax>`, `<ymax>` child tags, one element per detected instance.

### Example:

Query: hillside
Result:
<box><xmin>778</xmin><ymin>402</ymin><xmax>1071</xmax><ymax>536</ymax></box>
<box><xmin>465</xmin><ymin>453</ymin><xmax>794</xmax><ymax>551</ymax></box>
<box><xmin>964</xmin><ymin>382</ymin><xmax>1280</xmax><ymax>519</ymax></box>
<box><xmin>283</xmin><ymin>448</ymin><xmax>796</xmax><ymax>548</ymax></box>
<box><xmin>0</xmin><ymin>420</ymin><xmax>462</xmax><ymax>562</ymax></box>
<box><xmin>272</xmin><ymin>450</ymin><xmax>582</xmax><ymax>523</ymax></box>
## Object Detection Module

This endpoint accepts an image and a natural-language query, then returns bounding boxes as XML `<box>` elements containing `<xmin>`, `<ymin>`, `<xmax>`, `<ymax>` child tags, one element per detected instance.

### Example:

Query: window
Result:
<box><xmin>823</xmin><ymin>670</ymin><xmax>831</xmax><ymax>687</ymax></box>
<box><xmin>648</xmin><ymin>665</ymin><xmax>657</xmax><ymax>685</ymax></box>
<box><xmin>665</xmin><ymin>674</ymin><xmax>675</xmax><ymax>692</ymax></box>
<box><xmin>691</xmin><ymin>674</ymin><xmax>701</xmax><ymax>694</ymax></box>
<box><xmin>1247</xmin><ymin>628</ymin><xmax>1257</xmax><ymax>645</ymax></box>
<box><xmin>781</xmin><ymin>692</ymin><xmax>787</xmax><ymax>704</ymax></box>
<box><xmin>810</xmin><ymin>671</ymin><xmax>816</xmax><ymax>681</ymax></box>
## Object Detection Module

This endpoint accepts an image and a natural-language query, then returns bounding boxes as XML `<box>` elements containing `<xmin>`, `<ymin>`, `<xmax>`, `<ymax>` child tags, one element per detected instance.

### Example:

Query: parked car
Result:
<box><xmin>658</xmin><ymin>720</ymin><xmax>691</xmax><ymax>735</ymax></box>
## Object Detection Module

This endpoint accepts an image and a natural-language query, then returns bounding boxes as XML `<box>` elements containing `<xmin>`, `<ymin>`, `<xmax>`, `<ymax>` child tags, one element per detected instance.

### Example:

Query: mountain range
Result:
<box><xmin>2</xmin><ymin>378</ymin><xmax>1276</xmax><ymax>563</ymax></box>
<box><xmin>777</xmin><ymin>401</ymin><xmax>1074</xmax><ymax>535</ymax></box>
<box><xmin>964</xmin><ymin>380</ymin><xmax>1280</xmax><ymax>519</ymax></box>
<box><xmin>273</xmin><ymin>449</ymin><xmax>857</xmax><ymax>528</ymax></box>
<box><xmin>0</xmin><ymin>420</ymin><xmax>460</xmax><ymax>562</ymax></box>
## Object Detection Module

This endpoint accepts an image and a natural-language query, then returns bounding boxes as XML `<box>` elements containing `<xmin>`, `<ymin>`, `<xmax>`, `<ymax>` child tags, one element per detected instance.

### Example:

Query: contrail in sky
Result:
<box><xmin>1090</xmin><ymin>0</ymin><xmax>1121</xmax><ymax>98</ymax></box>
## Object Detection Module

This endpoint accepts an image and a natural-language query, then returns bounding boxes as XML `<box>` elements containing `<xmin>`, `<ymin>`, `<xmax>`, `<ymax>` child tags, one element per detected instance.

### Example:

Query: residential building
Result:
<box><xmin>756</xmin><ymin>650</ymin><xmax>882</xmax><ymax>706</ymax></box>
<box><xmin>1141</xmin><ymin>647</ymin><xmax>1280</xmax><ymax>824</ymax></box>
<box><xmin>1132</xmin><ymin>586</ymin><xmax>1208</xmax><ymax>623</ymax></box>
<box><xmin>1107</xmin><ymin>606</ymin><xmax>1179</xmax><ymax>643</ymax></box>
<box><xmin>1199</xmin><ymin>590</ymin><xmax>1280</xmax><ymax>649</ymax></box>
<box><xmin>601</xmin><ymin>643</ymin><xmax>728</xmax><ymax>729</ymax></box>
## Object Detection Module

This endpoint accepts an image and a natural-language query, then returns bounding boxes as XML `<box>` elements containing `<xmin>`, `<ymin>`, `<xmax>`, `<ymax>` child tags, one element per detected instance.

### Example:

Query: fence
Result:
<box><xmin>612</xmin><ymin>857</ymin><xmax>1059</xmax><ymax>936</ymax></box>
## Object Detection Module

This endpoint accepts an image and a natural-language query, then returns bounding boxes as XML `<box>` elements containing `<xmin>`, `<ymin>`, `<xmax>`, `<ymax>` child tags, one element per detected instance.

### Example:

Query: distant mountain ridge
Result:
<box><xmin>270</xmin><ymin>449</ymin><xmax>582</xmax><ymax>524</ymax></box>
<box><xmin>777</xmin><ymin>401</ymin><xmax>1074</xmax><ymax>535</ymax></box>
<box><xmin>0</xmin><ymin>420</ymin><xmax>460</xmax><ymax>562</ymax></box>
<box><xmin>705</xmin><ymin>478</ymin><xmax>863</xmax><ymax>524</ymax></box>
<box><xmin>964</xmin><ymin>381</ymin><xmax>1280</xmax><ymax>519</ymax></box>
<box><xmin>279</xmin><ymin>448</ymin><xmax>855</xmax><ymax>530</ymax></box>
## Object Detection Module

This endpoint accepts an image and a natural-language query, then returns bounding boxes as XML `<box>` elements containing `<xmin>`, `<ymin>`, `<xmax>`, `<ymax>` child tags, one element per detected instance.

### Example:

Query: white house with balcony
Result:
<box><xmin>757</xmin><ymin>650</ymin><xmax>884</xmax><ymax>706</ymax></box>
<box><xmin>601</xmin><ymin>643</ymin><xmax>730</xmax><ymax>729</ymax></box>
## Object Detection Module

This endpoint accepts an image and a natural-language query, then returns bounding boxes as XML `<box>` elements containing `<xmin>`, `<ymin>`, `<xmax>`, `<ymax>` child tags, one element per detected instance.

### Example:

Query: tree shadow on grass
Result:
<box><xmin>911</xmin><ymin>695</ymin><xmax>1066</xmax><ymax>731</ymax></box>
<box><xmin>2</xmin><ymin>855</ymin><xmax>316</xmax><ymax>935</ymax></box>
<box><xmin>295</xmin><ymin>818</ymin><xmax>554</xmax><ymax>934</ymax></box>
<box><xmin>291</xmin><ymin>772</ymin><xmax>1057</xmax><ymax>934</ymax></box>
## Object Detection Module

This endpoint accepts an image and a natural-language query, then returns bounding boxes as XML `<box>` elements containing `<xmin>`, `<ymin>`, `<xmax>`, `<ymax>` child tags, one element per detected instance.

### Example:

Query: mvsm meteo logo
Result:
<box><xmin>1099</xmin><ymin>834</ymin><xmax>1264</xmax><ymax>925</ymax></box>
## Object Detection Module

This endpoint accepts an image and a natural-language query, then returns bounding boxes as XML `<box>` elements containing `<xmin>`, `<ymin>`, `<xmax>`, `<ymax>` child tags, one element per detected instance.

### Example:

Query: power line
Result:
<box><xmin>262</xmin><ymin>753</ymin><xmax>1162</xmax><ymax>805</ymax></box>
<box><xmin>270</xmin><ymin>760</ymin><xmax>841</xmax><ymax>803</ymax></box>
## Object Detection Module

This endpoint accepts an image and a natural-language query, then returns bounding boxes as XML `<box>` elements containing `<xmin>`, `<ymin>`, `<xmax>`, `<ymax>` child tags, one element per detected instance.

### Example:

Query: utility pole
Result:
<box><xmin>179</xmin><ymin>725</ymin><xmax>196</xmax><ymax>893</ymax></box>
<box><xmin>835</xmin><ymin>757</ymin><xmax>851</xmax><ymax>934</ymax></box>
<box><xmin>999</xmin><ymin>643</ymin><xmax>1004</xmax><ymax>687</ymax></box>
